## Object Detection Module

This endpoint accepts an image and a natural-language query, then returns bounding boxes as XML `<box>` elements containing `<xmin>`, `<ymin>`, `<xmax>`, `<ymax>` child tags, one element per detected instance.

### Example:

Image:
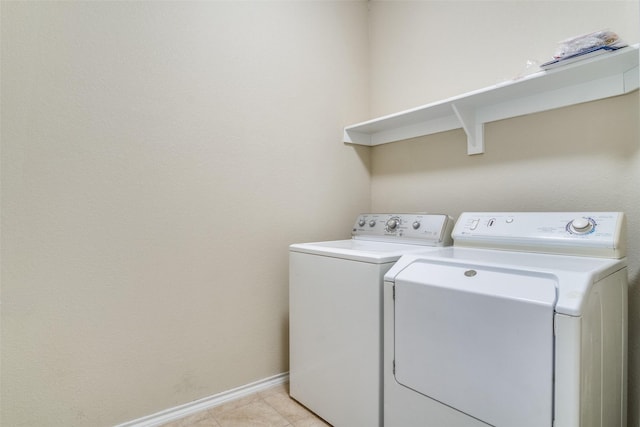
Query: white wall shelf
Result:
<box><xmin>344</xmin><ymin>44</ymin><xmax>639</xmax><ymax>155</ymax></box>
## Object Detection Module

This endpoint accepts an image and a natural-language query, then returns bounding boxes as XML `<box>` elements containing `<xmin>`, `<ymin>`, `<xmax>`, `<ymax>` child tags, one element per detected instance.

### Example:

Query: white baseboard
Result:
<box><xmin>115</xmin><ymin>372</ymin><xmax>289</xmax><ymax>427</ymax></box>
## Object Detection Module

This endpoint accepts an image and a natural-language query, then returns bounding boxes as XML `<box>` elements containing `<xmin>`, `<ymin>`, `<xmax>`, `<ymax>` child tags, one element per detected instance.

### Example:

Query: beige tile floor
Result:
<box><xmin>160</xmin><ymin>382</ymin><xmax>331</xmax><ymax>427</ymax></box>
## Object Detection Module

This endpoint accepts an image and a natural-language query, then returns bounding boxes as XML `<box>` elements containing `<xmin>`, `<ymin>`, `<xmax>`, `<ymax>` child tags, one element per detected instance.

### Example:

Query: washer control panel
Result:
<box><xmin>453</xmin><ymin>212</ymin><xmax>626</xmax><ymax>258</ymax></box>
<box><xmin>352</xmin><ymin>213</ymin><xmax>454</xmax><ymax>246</ymax></box>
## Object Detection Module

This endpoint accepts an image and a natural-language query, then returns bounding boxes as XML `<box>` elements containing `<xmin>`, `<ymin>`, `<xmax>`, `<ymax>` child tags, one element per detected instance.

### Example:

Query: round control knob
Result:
<box><xmin>569</xmin><ymin>217</ymin><xmax>594</xmax><ymax>234</ymax></box>
<box><xmin>368</xmin><ymin>220</ymin><xmax>376</xmax><ymax>227</ymax></box>
<box><xmin>412</xmin><ymin>221</ymin><xmax>421</xmax><ymax>230</ymax></box>
<box><xmin>386</xmin><ymin>218</ymin><xmax>399</xmax><ymax>230</ymax></box>
<box><xmin>358</xmin><ymin>219</ymin><xmax>366</xmax><ymax>227</ymax></box>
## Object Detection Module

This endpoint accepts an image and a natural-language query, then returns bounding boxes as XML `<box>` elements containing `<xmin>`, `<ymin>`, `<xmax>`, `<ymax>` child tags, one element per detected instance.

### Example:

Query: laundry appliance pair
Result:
<box><xmin>290</xmin><ymin>212</ymin><xmax>628</xmax><ymax>427</ymax></box>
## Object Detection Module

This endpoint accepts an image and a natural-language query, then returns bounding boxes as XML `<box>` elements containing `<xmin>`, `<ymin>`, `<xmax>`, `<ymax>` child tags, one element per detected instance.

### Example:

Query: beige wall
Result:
<box><xmin>0</xmin><ymin>1</ymin><xmax>370</xmax><ymax>425</ymax></box>
<box><xmin>369</xmin><ymin>0</ymin><xmax>640</xmax><ymax>425</ymax></box>
<box><xmin>3</xmin><ymin>0</ymin><xmax>640</xmax><ymax>426</ymax></box>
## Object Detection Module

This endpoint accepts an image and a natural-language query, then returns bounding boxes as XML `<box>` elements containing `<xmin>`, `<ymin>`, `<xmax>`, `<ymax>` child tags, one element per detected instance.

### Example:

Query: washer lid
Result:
<box><xmin>289</xmin><ymin>240</ymin><xmax>441</xmax><ymax>263</ymax></box>
<box><xmin>394</xmin><ymin>260</ymin><xmax>556</xmax><ymax>427</ymax></box>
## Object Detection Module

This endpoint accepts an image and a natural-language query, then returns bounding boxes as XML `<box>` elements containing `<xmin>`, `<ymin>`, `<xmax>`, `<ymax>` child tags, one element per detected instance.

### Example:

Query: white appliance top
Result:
<box><xmin>289</xmin><ymin>213</ymin><xmax>455</xmax><ymax>263</ymax></box>
<box><xmin>289</xmin><ymin>239</ymin><xmax>445</xmax><ymax>263</ymax></box>
<box><xmin>385</xmin><ymin>212</ymin><xmax>628</xmax><ymax>315</ymax></box>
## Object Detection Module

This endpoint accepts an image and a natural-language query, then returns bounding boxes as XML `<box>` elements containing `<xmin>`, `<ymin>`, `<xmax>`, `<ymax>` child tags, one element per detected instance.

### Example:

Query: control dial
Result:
<box><xmin>368</xmin><ymin>220</ymin><xmax>376</xmax><ymax>227</ymax></box>
<box><xmin>386</xmin><ymin>217</ymin><xmax>400</xmax><ymax>232</ymax></box>
<box><xmin>358</xmin><ymin>218</ymin><xmax>366</xmax><ymax>227</ymax></box>
<box><xmin>568</xmin><ymin>217</ymin><xmax>595</xmax><ymax>234</ymax></box>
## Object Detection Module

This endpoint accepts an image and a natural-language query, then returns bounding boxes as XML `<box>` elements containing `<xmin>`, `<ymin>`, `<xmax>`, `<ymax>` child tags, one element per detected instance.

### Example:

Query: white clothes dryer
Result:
<box><xmin>289</xmin><ymin>213</ymin><xmax>455</xmax><ymax>427</ymax></box>
<box><xmin>383</xmin><ymin>212</ymin><xmax>627</xmax><ymax>427</ymax></box>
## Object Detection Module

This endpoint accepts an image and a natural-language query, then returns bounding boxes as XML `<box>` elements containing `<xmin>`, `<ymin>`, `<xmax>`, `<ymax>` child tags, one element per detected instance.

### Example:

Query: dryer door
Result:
<box><xmin>394</xmin><ymin>260</ymin><xmax>557</xmax><ymax>427</ymax></box>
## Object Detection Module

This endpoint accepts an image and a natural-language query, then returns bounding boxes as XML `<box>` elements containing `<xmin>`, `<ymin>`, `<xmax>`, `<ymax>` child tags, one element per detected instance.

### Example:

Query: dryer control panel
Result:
<box><xmin>352</xmin><ymin>213</ymin><xmax>454</xmax><ymax>246</ymax></box>
<box><xmin>453</xmin><ymin>212</ymin><xmax>626</xmax><ymax>258</ymax></box>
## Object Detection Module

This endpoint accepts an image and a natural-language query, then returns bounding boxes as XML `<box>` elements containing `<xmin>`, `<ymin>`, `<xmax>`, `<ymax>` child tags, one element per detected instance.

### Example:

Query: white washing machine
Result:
<box><xmin>289</xmin><ymin>213</ymin><xmax>455</xmax><ymax>427</ymax></box>
<box><xmin>383</xmin><ymin>212</ymin><xmax>628</xmax><ymax>427</ymax></box>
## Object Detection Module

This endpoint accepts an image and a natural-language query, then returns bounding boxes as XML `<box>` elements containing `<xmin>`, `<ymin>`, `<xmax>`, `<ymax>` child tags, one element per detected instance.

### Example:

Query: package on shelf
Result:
<box><xmin>554</xmin><ymin>29</ymin><xmax>626</xmax><ymax>59</ymax></box>
<box><xmin>541</xmin><ymin>29</ymin><xmax>628</xmax><ymax>70</ymax></box>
